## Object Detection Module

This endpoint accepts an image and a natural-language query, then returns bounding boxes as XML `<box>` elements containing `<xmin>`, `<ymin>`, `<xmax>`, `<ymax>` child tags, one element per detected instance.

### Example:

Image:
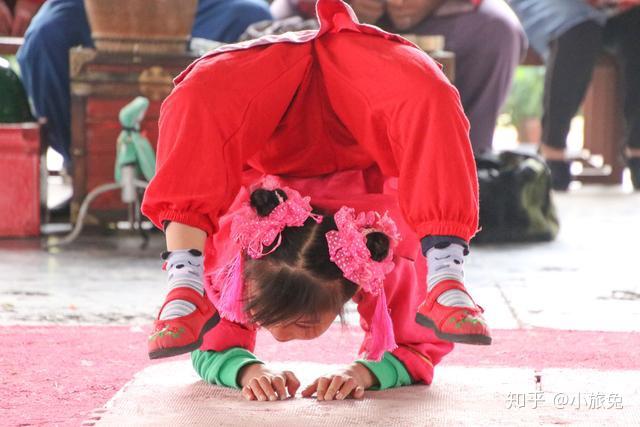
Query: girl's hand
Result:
<box><xmin>238</xmin><ymin>363</ymin><xmax>301</xmax><ymax>401</ymax></box>
<box><xmin>301</xmin><ymin>363</ymin><xmax>377</xmax><ymax>401</ymax></box>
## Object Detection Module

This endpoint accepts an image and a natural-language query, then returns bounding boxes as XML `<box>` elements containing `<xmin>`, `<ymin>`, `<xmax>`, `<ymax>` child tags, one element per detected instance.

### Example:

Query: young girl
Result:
<box><xmin>142</xmin><ymin>0</ymin><xmax>490</xmax><ymax>400</ymax></box>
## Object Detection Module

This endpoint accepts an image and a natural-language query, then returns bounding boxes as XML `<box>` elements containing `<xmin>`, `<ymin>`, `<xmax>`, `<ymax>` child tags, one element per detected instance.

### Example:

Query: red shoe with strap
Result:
<box><xmin>416</xmin><ymin>280</ymin><xmax>492</xmax><ymax>345</ymax></box>
<box><xmin>148</xmin><ymin>287</ymin><xmax>220</xmax><ymax>359</ymax></box>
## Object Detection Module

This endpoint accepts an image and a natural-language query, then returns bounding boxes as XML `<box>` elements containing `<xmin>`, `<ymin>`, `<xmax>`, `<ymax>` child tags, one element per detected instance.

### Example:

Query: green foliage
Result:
<box><xmin>501</xmin><ymin>66</ymin><xmax>545</xmax><ymax>128</ymax></box>
<box><xmin>0</xmin><ymin>56</ymin><xmax>33</xmax><ymax>123</ymax></box>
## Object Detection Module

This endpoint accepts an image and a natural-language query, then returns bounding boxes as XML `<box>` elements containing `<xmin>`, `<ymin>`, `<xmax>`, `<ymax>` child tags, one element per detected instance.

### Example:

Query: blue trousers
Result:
<box><xmin>17</xmin><ymin>0</ymin><xmax>272</xmax><ymax>163</ymax></box>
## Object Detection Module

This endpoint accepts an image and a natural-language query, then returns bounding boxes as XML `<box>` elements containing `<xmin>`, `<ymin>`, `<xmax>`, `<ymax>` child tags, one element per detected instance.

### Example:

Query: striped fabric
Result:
<box><xmin>426</xmin><ymin>244</ymin><xmax>476</xmax><ymax>309</ymax></box>
<box><xmin>158</xmin><ymin>250</ymin><xmax>205</xmax><ymax>321</ymax></box>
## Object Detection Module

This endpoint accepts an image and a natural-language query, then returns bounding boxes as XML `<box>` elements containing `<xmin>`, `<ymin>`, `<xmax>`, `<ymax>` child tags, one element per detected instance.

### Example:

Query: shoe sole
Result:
<box><xmin>415</xmin><ymin>313</ymin><xmax>492</xmax><ymax>346</ymax></box>
<box><xmin>148</xmin><ymin>311</ymin><xmax>222</xmax><ymax>360</ymax></box>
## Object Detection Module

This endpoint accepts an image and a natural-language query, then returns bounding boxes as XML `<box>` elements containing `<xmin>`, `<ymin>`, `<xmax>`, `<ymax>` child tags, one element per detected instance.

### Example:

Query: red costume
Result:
<box><xmin>142</xmin><ymin>0</ymin><xmax>482</xmax><ymax>384</ymax></box>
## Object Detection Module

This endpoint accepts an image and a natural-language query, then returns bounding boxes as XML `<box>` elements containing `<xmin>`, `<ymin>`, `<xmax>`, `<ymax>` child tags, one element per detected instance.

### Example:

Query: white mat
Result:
<box><xmin>85</xmin><ymin>361</ymin><xmax>640</xmax><ymax>426</ymax></box>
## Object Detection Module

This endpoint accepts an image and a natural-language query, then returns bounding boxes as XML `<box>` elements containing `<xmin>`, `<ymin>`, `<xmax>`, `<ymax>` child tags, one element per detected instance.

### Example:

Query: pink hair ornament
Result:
<box><xmin>216</xmin><ymin>176</ymin><xmax>322</xmax><ymax>322</ymax></box>
<box><xmin>326</xmin><ymin>206</ymin><xmax>401</xmax><ymax>361</ymax></box>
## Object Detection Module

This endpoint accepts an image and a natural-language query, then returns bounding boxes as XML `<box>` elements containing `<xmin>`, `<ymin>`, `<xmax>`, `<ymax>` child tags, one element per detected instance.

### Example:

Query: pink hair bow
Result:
<box><xmin>216</xmin><ymin>176</ymin><xmax>322</xmax><ymax>323</ymax></box>
<box><xmin>326</xmin><ymin>207</ymin><xmax>401</xmax><ymax>361</ymax></box>
<box><xmin>231</xmin><ymin>176</ymin><xmax>322</xmax><ymax>259</ymax></box>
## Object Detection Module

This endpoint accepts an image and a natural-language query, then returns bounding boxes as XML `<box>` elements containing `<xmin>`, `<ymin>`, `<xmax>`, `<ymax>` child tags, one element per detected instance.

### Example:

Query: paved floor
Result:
<box><xmin>1</xmin><ymin>185</ymin><xmax>639</xmax><ymax>426</ymax></box>
<box><xmin>89</xmin><ymin>361</ymin><xmax>639</xmax><ymax>427</ymax></box>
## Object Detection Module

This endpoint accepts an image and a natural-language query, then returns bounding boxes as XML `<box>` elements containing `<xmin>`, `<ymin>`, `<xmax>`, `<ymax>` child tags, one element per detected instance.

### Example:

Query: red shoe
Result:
<box><xmin>416</xmin><ymin>280</ymin><xmax>492</xmax><ymax>345</ymax></box>
<box><xmin>148</xmin><ymin>287</ymin><xmax>220</xmax><ymax>359</ymax></box>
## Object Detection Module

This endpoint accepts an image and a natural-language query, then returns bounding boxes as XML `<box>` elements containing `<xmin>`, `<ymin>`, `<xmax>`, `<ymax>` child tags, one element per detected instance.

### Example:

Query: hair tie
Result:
<box><xmin>326</xmin><ymin>207</ymin><xmax>401</xmax><ymax>360</ymax></box>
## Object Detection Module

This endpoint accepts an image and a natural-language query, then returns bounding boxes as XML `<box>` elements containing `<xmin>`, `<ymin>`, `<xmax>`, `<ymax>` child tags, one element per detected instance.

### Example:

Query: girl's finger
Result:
<box><xmin>301</xmin><ymin>379</ymin><xmax>318</xmax><ymax>398</ymax></box>
<box><xmin>324</xmin><ymin>375</ymin><xmax>345</xmax><ymax>401</ymax></box>
<box><xmin>316</xmin><ymin>377</ymin><xmax>331</xmax><ymax>401</ymax></box>
<box><xmin>271</xmin><ymin>375</ymin><xmax>287</xmax><ymax>400</ymax></box>
<box><xmin>258</xmin><ymin>375</ymin><xmax>278</xmax><ymax>401</ymax></box>
<box><xmin>336</xmin><ymin>378</ymin><xmax>358</xmax><ymax>400</ymax></box>
<box><xmin>284</xmin><ymin>371</ymin><xmax>301</xmax><ymax>397</ymax></box>
<box><xmin>249</xmin><ymin>378</ymin><xmax>268</xmax><ymax>402</ymax></box>
<box><xmin>353</xmin><ymin>385</ymin><xmax>366</xmax><ymax>400</ymax></box>
<box><xmin>242</xmin><ymin>385</ymin><xmax>256</xmax><ymax>401</ymax></box>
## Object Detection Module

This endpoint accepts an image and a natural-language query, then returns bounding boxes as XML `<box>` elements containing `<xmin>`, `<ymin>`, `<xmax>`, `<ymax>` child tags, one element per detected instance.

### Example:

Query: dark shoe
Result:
<box><xmin>546</xmin><ymin>160</ymin><xmax>571</xmax><ymax>191</ymax></box>
<box><xmin>48</xmin><ymin>196</ymin><xmax>72</xmax><ymax>221</ymax></box>
<box><xmin>628</xmin><ymin>157</ymin><xmax>640</xmax><ymax>191</ymax></box>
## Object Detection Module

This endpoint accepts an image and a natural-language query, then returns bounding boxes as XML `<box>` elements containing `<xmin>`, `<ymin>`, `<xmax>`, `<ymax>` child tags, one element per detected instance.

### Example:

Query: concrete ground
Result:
<box><xmin>1</xmin><ymin>185</ymin><xmax>639</xmax><ymax>426</ymax></box>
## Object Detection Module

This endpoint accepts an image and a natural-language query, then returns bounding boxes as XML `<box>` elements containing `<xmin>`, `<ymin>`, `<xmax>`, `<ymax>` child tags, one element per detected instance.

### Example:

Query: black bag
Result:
<box><xmin>474</xmin><ymin>151</ymin><xmax>559</xmax><ymax>243</ymax></box>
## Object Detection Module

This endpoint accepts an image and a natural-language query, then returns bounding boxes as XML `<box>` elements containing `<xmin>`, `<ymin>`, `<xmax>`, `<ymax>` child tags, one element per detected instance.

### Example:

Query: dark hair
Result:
<box><xmin>250</xmin><ymin>188</ymin><xmax>288</xmax><ymax>217</ymax></box>
<box><xmin>365</xmin><ymin>232</ymin><xmax>390</xmax><ymax>261</ymax></box>
<box><xmin>243</xmin><ymin>188</ymin><xmax>391</xmax><ymax>328</ymax></box>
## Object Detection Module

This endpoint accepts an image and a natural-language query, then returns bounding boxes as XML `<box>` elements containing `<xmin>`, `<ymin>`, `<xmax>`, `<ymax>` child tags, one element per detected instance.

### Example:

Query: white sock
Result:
<box><xmin>159</xmin><ymin>249</ymin><xmax>204</xmax><ymax>321</ymax></box>
<box><xmin>426</xmin><ymin>243</ymin><xmax>475</xmax><ymax>309</ymax></box>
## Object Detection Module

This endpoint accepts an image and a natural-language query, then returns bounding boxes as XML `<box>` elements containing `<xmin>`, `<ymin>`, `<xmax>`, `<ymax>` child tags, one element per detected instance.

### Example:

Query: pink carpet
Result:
<box><xmin>2</xmin><ymin>325</ymin><xmax>639</xmax><ymax>426</ymax></box>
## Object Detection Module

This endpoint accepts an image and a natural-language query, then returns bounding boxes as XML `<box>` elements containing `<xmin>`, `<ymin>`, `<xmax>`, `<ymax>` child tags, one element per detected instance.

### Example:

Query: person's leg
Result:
<box><xmin>143</xmin><ymin>40</ymin><xmax>314</xmax><ymax>358</ymax></box>
<box><xmin>191</xmin><ymin>0</ymin><xmax>272</xmax><ymax>43</ymax></box>
<box><xmin>542</xmin><ymin>20</ymin><xmax>603</xmax><ymax>153</ymax></box>
<box><xmin>16</xmin><ymin>0</ymin><xmax>93</xmax><ymax>164</ymax></box>
<box><xmin>508</xmin><ymin>0</ymin><xmax>607</xmax><ymax>60</ymax></box>
<box><xmin>411</xmin><ymin>0</ymin><xmax>527</xmax><ymax>154</ymax></box>
<box><xmin>539</xmin><ymin>20</ymin><xmax>603</xmax><ymax>190</ymax></box>
<box><xmin>603</xmin><ymin>9</ymin><xmax>640</xmax><ymax>152</ymax></box>
<box><xmin>315</xmin><ymin>27</ymin><xmax>489</xmax><ymax>344</ymax></box>
<box><xmin>603</xmin><ymin>8</ymin><xmax>640</xmax><ymax>189</ymax></box>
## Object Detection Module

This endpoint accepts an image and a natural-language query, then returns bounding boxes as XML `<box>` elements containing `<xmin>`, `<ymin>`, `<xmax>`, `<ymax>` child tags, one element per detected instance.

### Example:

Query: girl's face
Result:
<box><xmin>263</xmin><ymin>310</ymin><xmax>337</xmax><ymax>342</ymax></box>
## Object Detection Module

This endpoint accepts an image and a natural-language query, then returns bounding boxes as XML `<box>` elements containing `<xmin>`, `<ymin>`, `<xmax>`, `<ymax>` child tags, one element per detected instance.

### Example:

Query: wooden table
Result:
<box><xmin>69</xmin><ymin>47</ymin><xmax>199</xmax><ymax>223</ymax></box>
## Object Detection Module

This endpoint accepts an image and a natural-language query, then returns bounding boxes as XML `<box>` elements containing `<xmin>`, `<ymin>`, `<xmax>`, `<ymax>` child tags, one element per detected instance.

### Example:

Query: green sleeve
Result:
<box><xmin>191</xmin><ymin>347</ymin><xmax>264</xmax><ymax>389</ymax></box>
<box><xmin>356</xmin><ymin>352</ymin><xmax>412</xmax><ymax>390</ymax></box>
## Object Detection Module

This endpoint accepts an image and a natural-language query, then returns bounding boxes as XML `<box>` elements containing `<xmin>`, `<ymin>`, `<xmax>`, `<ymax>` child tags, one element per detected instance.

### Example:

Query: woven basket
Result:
<box><xmin>84</xmin><ymin>0</ymin><xmax>198</xmax><ymax>54</ymax></box>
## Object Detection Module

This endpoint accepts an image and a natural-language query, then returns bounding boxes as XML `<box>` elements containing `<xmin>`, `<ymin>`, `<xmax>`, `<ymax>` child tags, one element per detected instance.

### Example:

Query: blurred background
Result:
<box><xmin>1</xmin><ymin>0</ymin><xmax>639</xmax><ymax>425</ymax></box>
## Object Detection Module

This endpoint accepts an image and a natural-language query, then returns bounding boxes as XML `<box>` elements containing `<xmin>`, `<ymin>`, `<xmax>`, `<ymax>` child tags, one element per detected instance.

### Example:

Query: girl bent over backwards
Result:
<box><xmin>141</xmin><ymin>0</ymin><xmax>490</xmax><ymax>400</ymax></box>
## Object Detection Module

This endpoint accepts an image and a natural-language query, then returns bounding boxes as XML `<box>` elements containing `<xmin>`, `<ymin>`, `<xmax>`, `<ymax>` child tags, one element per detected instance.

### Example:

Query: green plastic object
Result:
<box><xmin>0</xmin><ymin>57</ymin><xmax>34</xmax><ymax>123</ymax></box>
<box><xmin>114</xmin><ymin>96</ymin><xmax>156</xmax><ymax>183</ymax></box>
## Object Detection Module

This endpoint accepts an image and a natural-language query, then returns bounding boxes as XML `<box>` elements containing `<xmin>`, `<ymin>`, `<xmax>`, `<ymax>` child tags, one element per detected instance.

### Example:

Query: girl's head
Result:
<box><xmin>242</xmin><ymin>188</ymin><xmax>391</xmax><ymax>342</ymax></box>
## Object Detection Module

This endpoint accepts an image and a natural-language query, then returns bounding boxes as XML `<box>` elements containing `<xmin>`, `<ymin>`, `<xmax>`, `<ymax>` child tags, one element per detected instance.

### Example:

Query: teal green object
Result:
<box><xmin>357</xmin><ymin>352</ymin><xmax>413</xmax><ymax>390</ymax></box>
<box><xmin>191</xmin><ymin>348</ymin><xmax>264</xmax><ymax>389</ymax></box>
<box><xmin>0</xmin><ymin>57</ymin><xmax>34</xmax><ymax>123</ymax></box>
<box><xmin>114</xmin><ymin>97</ymin><xmax>156</xmax><ymax>182</ymax></box>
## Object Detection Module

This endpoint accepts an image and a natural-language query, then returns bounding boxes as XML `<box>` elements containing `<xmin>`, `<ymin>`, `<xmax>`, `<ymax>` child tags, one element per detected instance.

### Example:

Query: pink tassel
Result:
<box><xmin>366</xmin><ymin>289</ymin><xmax>397</xmax><ymax>361</ymax></box>
<box><xmin>216</xmin><ymin>254</ymin><xmax>249</xmax><ymax>323</ymax></box>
